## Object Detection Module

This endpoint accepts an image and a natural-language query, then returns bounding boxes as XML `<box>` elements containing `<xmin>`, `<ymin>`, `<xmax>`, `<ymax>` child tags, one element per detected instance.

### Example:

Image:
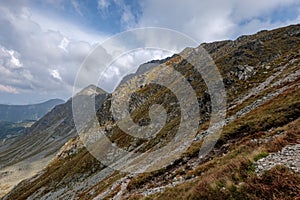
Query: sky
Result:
<box><xmin>0</xmin><ymin>0</ymin><xmax>300</xmax><ymax>104</ymax></box>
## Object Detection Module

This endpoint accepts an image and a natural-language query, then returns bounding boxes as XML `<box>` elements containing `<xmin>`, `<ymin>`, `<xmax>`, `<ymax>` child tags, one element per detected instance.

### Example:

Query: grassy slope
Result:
<box><xmin>151</xmin><ymin>84</ymin><xmax>300</xmax><ymax>200</ymax></box>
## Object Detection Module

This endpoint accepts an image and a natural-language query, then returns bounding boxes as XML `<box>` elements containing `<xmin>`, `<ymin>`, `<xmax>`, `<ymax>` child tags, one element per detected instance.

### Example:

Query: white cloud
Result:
<box><xmin>71</xmin><ymin>0</ymin><xmax>83</xmax><ymax>16</ymax></box>
<box><xmin>0</xmin><ymin>84</ymin><xmax>19</xmax><ymax>94</ymax></box>
<box><xmin>233</xmin><ymin>14</ymin><xmax>300</xmax><ymax>37</ymax></box>
<box><xmin>99</xmin><ymin>49</ymin><xmax>172</xmax><ymax>92</ymax></box>
<box><xmin>8</xmin><ymin>50</ymin><xmax>23</xmax><ymax>68</ymax></box>
<box><xmin>0</xmin><ymin>2</ymin><xmax>98</xmax><ymax>101</ymax></box>
<box><xmin>113</xmin><ymin>0</ymin><xmax>136</xmax><ymax>28</ymax></box>
<box><xmin>97</xmin><ymin>0</ymin><xmax>137</xmax><ymax>28</ymax></box>
<box><xmin>229</xmin><ymin>0</ymin><xmax>298</xmax><ymax>22</ymax></box>
<box><xmin>98</xmin><ymin>0</ymin><xmax>110</xmax><ymax>11</ymax></box>
<box><xmin>58</xmin><ymin>37</ymin><xmax>70</xmax><ymax>52</ymax></box>
<box><xmin>0</xmin><ymin>47</ymin><xmax>23</xmax><ymax>69</ymax></box>
<box><xmin>30</xmin><ymin>10</ymin><xmax>107</xmax><ymax>44</ymax></box>
<box><xmin>121</xmin><ymin>6</ymin><xmax>135</xmax><ymax>26</ymax></box>
<box><xmin>1</xmin><ymin>0</ymin><xmax>300</xmax><ymax>104</ymax></box>
<box><xmin>50</xmin><ymin>69</ymin><xmax>62</xmax><ymax>81</ymax></box>
<box><xmin>137</xmin><ymin>0</ymin><xmax>300</xmax><ymax>42</ymax></box>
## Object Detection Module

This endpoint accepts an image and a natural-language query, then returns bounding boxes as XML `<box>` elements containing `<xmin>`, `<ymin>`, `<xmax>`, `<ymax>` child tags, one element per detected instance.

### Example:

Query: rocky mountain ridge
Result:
<box><xmin>2</xmin><ymin>24</ymin><xmax>300</xmax><ymax>199</ymax></box>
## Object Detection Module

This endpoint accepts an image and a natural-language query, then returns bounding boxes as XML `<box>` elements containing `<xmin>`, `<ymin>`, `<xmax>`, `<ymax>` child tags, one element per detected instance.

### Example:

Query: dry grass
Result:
<box><xmin>245</xmin><ymin>165</ymin><xmax>300</xmax><ymax>200</ymax></box>
<box><xmin>221</xmin><ymin>84</ymin><xmax>300</xmax><ymax>144</ymax></box>
<box><xmin>153</xmin><ymin>118</ymin><xmax>300</xmax><ymax>200</ymax></box>
<box><xmin>149</xmin><ymin>82</ymin><xmax>300</xmax><ymax>200</ymax></box>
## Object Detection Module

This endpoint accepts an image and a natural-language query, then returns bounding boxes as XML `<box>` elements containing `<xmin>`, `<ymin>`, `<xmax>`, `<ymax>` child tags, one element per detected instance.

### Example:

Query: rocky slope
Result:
<box><xmin>254</xmin><ymin>144</ymin><xmax>300</xmax><ymax>175</ymax></box>
<box><xmin>2</xmin><ymin>24</ymin><xmax>300</xmax><ymax>200</ymax></box>
<box><xmin>117</xmin><ymin>57</ymin><xmax>172</xmax><ymax>89</ymax></box>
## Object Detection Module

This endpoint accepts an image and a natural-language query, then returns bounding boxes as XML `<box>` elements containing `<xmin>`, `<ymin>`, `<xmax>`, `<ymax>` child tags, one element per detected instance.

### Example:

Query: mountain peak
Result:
<box><xmin>75</xmin><ymin>84</ymin><xmax>107</xmax><ymax>97</ymax></box>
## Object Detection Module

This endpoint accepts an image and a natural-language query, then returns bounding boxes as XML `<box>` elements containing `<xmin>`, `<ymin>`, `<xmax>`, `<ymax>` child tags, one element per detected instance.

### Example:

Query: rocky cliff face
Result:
<box><xmin>2</xmin><ymin>24</ymin><xmax>300</xmax><ymax>200</ymax></box>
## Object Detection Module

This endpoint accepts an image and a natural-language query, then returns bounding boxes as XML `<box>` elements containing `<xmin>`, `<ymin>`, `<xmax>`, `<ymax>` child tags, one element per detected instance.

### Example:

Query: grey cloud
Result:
<box><xmin>0</xmin><ymin>2</ymin><xmax>96</xmax><ymax>102</ymax></box>
<box><xmin>1</xmin><ymin>0</ymin><xmax>300</xmax><ymax>104</ymax></box>
<box><xmin>99</xmin><ymin>49</ymin><xmax>171</xmax><ymax>92</ymax></box>
<box><xmin>137</xmin><ymin>0</ymin><xmax>300</xmax><ymax>42</ymax></box>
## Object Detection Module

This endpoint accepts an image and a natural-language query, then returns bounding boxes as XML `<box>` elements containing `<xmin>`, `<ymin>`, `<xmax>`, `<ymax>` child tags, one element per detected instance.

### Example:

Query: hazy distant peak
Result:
<box><xmin>0</xmin><ymin>99</ymin><xmax>65</xmax><ymax>123</ymax></box>
<box><xmin>41</xmin><ymin>98</ymin><xmax>65</xmax><ymax>105</ymax></box>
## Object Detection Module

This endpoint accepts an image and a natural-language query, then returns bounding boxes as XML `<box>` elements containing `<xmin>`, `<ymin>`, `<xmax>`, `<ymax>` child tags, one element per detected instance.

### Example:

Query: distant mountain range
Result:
<box><xmin>0</xmin><ymin>99</ymin><xmax>64</xmax><ymax>123</ymax></box>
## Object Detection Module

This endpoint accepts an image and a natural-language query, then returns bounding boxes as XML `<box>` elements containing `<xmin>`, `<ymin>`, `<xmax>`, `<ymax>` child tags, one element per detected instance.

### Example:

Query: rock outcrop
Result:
<box><xmin>255</xmin><ymin>144</ymin><xmax>300</xmax><ymax>175</ymax></box>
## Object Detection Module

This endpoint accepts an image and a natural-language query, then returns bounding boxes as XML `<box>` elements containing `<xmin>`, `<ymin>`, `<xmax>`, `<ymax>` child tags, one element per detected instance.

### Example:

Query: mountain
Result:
<box><xmin>0</xmin><ymin>99</ymin><xmax>65</xmax><ymax>123</ymax></box>
<box><xmin>0</xmin><ymin>120</ymin><xmax>34</xmax><ymax>139</ymax></box>
<box><xmin>74</xmin><ymin>84</ymin><xmax>107</xmax><ymax>97</ymax></box>
<box><xmin>2</xmin><ymin>24</ymin><xmax>300</xmax><ymax>199</ymax></box>
<box><xmin>0</xmin><ymin>86</ymin><xmax>108</xmax><ymax>197</ymax></box>
<box><xmin>117</xmin><ymin>57</ymin><xmax>173</xmax><ymax>89</ymax></box>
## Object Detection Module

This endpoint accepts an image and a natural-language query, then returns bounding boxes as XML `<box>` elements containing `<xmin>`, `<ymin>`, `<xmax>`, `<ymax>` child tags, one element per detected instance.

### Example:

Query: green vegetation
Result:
<box><xmin>253</xmin><ymin>152</ymin><xmax>269</xmax><ymax>162</ymax></box>
<box><xmin>221</xmin><ymin>85</ymin><xmax>300</xmax><ymax>143</ymax></box>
